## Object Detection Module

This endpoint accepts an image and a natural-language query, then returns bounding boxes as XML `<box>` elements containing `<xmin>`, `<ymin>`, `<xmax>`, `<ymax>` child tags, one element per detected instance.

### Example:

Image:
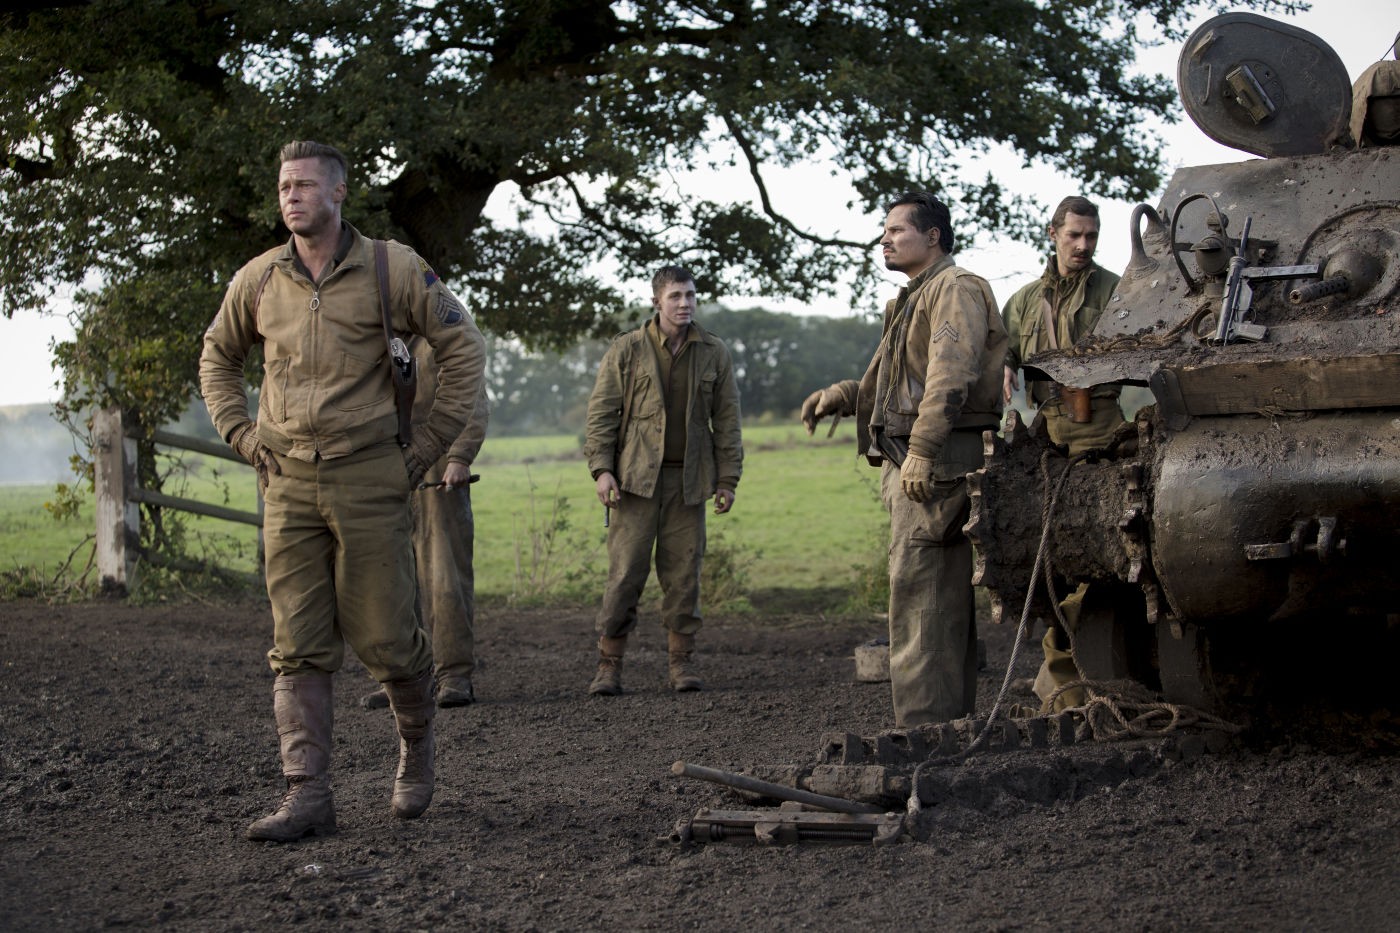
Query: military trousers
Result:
<box><xmin>1042</xmin><ymin>397</ymin><xmax>1125</xmax><ymax>455</ymax></box>
<box><xmin>596</xmin><ymin>466</ymin><xmax>705</xmax><ymax>639</ymax></box>
<box><xmin>881</xmin><ymin>431</ymin><xmax>982</xmax><ymax>727</ymax></box>
<box><xmin>411</xmin><ymin>460</ymin><xmax>476</xmax><ymax>681</ymax></box>
<box><xmin>262</xmin><ymin>441</ymin><xmax>432</xmax><ymax>682</ymax></box>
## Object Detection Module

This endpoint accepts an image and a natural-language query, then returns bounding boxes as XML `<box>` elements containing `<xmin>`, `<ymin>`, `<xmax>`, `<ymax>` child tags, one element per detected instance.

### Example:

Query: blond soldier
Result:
<box><xmin>200</xmin><ymin>141</ymin><xmax>487</xmax><ymax>842</ymax></box>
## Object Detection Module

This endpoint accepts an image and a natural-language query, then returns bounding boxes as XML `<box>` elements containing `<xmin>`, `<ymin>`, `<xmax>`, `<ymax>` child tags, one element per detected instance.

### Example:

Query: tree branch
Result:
<box><xmin>720</xmin><ymin>111</ymin><xmax>869</xmax><ymax>250</ymax></box>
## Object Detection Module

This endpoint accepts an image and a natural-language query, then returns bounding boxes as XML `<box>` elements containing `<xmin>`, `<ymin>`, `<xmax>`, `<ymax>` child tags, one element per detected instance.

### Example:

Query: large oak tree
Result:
<box><xmin>2</xmin><ymin>0</ymin><xmax>1298</xmax><ymax>429</ymax></box>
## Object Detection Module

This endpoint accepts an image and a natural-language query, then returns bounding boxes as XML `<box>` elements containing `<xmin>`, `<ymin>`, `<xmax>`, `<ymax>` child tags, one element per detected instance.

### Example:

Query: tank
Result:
<box><xmin>966</xmin><ymin>13</ymin><xmax>1400</xmax><ymax>710</ymax></box>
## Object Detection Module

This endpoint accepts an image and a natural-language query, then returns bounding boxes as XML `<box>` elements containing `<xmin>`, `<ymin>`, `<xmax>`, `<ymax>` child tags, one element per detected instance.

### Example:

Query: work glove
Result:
<box><xmin>800</xmin><ymin>385</ymin><xmax>847</xmax><ymax>435</ymax></box>
<box><xmin>899</xmin><ymin>452</ymin><xmax>936</xmax><ymax>503</ymax></box>
<box><xmin>231</xmin><ymin>422</ymin><xmax>281</xmax><ymax>491</ymax></box>
<box><xmin>403</xmin><ymin>427</ymin><xmax>443</xmax><ymax>489</ymax></box>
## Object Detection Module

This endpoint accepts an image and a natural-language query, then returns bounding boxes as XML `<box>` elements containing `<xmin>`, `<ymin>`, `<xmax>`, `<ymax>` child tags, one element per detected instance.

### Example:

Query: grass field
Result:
<box><xmin>0</xmin><ymin>423</ymin><xmax>891</xmax><ymax>607</ymax></box>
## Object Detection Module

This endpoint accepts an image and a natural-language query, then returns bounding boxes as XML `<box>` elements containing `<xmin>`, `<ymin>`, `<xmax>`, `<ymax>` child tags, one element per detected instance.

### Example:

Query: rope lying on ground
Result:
<box><xmin>1043</xmin><ymin>678</ymin><xmax>1243</xmax><ymax>742</ymax></box>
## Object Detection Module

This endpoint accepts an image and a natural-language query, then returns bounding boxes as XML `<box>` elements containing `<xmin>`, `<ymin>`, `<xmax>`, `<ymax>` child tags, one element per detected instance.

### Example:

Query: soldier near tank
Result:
<box><xmin>200</xmin><ymin>140</ymin><xmax>487</xmax><ymax>842</ymax></box>
<box><xmin>1000</xmin><ymin>195</ymin><xmax>1123</xmax><ymax>712</ymax></box>
<box><xmin>801</xmin><ymin>191</ymin><xmax>1006</xmax><ymax>728</ymax></box>
<box><xmin>1349</xmin><ymin>32</ymin><xmax>1400</xmax><ymax>147</ymax></box>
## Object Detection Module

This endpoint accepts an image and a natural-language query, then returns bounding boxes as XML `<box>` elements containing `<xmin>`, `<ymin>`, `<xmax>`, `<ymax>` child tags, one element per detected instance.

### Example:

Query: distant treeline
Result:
<box><xmin>487</xmin><ymin>304</ymin><xmax>881</xmax><ymax>436</ymax></box>
<box><xmin>2</xmin><ymin>305</ymin><xmax>880</xmax><ymax>483</ymax></box>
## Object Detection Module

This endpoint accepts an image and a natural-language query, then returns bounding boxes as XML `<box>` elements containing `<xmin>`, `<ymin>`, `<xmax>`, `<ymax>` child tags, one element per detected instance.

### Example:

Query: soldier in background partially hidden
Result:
<box><xmin>1001</xmin><ymin>194</ymin><xmax>1123</xmax><ymax>713</ymax></box>
<box><xmin>363</xmin><ymin>337</ymin><xmax>489</xmax><ymax>711</ymax></box>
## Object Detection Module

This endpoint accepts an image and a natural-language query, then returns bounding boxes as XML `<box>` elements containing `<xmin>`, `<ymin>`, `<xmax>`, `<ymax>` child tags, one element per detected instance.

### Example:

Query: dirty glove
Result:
<box><xmin>899</xmin><ymin>452</ymin><xmax>936</xmax><ymax>503</ymax></box>
<box><xmin>800</xmin><ymin>385</ymin><xmax>849</xmax><ymax>435</ymax></box>
<box><xmin>231</xmin><ymin>422</ymin><xmax>281</xmax><ymax>491</ymax></box>
<box><xmin>403</xmin><ymin>427</ymin><xmax>443</xmax><ymax>489</ymax></box>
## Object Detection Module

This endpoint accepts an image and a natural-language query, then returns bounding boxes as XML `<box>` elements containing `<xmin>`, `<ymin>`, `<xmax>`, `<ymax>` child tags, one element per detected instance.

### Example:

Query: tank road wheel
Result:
<box><xmin>1070</xmin><ymin>585</ymin><xmax>1157</xmax><ymax>688</ymax></box>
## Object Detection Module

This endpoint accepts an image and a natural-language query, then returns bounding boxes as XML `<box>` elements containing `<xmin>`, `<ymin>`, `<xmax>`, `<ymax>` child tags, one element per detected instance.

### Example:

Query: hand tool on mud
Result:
<box><xmin>671</xmin><ymin>761</ymin><xmax>885</xmax><ymax>814</ymax></box>
<box><xmin>676</xmin><ymin>805</ymin><xmax>904</xmax><ymax>847</ymax></box>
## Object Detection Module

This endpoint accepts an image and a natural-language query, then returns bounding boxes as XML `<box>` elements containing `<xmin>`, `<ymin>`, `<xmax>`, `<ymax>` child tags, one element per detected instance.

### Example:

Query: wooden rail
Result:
<box><xmin>93</xmin><ymin>406</ymin><xmax>261</xmax><ymax>595</ymax></box>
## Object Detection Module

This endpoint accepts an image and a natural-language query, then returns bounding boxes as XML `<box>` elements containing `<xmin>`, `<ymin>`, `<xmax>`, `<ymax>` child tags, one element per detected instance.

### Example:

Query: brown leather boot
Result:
<box><xmin>384</xmin><ymin>670</ymin><xmax>436</xmax><ymax>820</ymax></box>
<box><xmin>359</xmin><ymin>685</ymin><xmax>389</xmax><ymax>710</ymax></box>
<box><xmin>667</xmin><ymin>631</ymin><xmax>703</xmax><ymax>692</ymax></box>
<box><xmin>247</xmin><ymin>672</ymin><xmax>336</xmax><ymax>842</ymax></box>
<box><xmin>587</xmin><ymin>635</ymin><xmax>626</xmax><ymax>696</ymax></box>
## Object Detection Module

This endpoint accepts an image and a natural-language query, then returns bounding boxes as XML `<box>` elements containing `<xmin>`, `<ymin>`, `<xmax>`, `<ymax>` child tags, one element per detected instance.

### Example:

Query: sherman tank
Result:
<box><xmin>966</xmin><ymin>13</ymin><xmax>1400</xmax><ymax>711</ymax></box>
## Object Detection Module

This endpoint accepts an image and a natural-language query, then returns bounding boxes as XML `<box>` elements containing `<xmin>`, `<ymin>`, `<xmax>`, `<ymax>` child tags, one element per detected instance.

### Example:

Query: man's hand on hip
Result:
<box><xmin>232</xmin><ymin>422</ymin><xmax>281</xmax><ymax>491</ymax></box>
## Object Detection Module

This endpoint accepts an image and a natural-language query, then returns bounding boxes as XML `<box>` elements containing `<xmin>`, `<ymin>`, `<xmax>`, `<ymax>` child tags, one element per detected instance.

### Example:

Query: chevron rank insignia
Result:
<box><xmin>931</xmin><ymin>321</ymin><xmax>961</xmax><ymax>342</ymax></box>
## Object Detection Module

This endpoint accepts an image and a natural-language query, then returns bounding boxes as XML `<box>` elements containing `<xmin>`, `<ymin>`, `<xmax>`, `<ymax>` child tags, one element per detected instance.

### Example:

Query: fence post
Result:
<box><xmin>93</xmin><ymin>406</ymin><xmax>139</xmax><ymax>596</ymax></box>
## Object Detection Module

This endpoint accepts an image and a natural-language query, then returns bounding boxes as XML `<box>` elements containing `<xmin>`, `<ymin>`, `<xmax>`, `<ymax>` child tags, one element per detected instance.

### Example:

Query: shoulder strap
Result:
<box><xmin>374</xmin><ymin>239</ymin><xmax>416</xmax><ymax>447</ymax></box>
<box><xmin>250</xmin><ymin>261</ymin><xmax>275</xmax><ymax>331</ymax></box>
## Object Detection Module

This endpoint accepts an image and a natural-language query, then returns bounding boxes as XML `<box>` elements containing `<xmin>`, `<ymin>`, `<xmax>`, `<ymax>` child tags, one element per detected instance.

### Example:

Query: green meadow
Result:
<box><xmin>0</xmin><ymin>423</ymin><xmax>891</xmax><ymax>608</ymax></box>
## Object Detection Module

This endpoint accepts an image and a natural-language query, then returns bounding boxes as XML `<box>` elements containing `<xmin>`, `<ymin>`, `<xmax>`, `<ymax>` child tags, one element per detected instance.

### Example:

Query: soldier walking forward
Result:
<box><xmin>583</xmin><ymin>265</ymin><xmax>744</xmax><ymax>696</ymax></box>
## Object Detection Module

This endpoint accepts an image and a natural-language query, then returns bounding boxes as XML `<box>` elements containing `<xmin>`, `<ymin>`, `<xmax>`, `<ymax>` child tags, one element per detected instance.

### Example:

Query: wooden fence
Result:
<box><xmin>92</xmin><ymin>406</ymin><xmax>261</xmax><ymax>595</ymax></box>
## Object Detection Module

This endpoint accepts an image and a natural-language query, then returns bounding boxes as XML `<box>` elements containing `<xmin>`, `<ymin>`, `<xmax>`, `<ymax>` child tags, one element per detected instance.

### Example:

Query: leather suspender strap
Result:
<box><xmin>374</xmin><ymin>239</ymin><xmax>417</xmax><ymax>448</ymax></box>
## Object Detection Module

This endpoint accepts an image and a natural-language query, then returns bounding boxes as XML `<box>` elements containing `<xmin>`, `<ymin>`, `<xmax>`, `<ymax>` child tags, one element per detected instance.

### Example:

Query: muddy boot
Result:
<box><xmin>384</xmin><ymin>670</ymin><xmax>436</xmax><ymax>820</ymax></box>
<box><xmin>667</xmin><ymin>631</ymin><xmax>703</xmax><ymax>692</ymax></box>
<box><xmin>247</xmin><ymin>671</ymin><xmax>337</xmax><ymax>842</ymax></box>
<box><xmin>587</xmin><ymin>636</ymin><xmax>626</xmax><ymax>696</ymax></box>
<box><xmin>359</xmin><ymin>685</ymin><xmax>389</xmax><ymax>710</ymax></box>
<box><xmin>435</xmin><ymin>675</ymin><xmax>475</xmax><ymax>708</ymax></box>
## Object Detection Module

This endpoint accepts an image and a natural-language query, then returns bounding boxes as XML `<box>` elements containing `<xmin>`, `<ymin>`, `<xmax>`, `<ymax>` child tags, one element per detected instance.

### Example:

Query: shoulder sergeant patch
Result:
<box><xmin>435</xmin><ymin>290</ymin><xmax>464</xmax><ymax>326</ymax></box>
<box><xmin>931</xmin><ymin>321</ymin><xmax>961</xmax><ymax>342</ymax></box>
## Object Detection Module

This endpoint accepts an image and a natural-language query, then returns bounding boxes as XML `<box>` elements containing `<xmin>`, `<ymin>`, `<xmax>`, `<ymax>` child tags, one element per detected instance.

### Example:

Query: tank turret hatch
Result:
<box><xmin>1177</xmin><ymin>12</ymin><xmax>1351</xmax><ymax>157</ymax></box>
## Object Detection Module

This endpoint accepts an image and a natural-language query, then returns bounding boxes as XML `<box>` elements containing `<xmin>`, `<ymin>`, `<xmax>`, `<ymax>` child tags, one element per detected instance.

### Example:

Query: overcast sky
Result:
<box><xmin>1</xmin><ymin>2</ymin><xmax>1393</xmax><ymax>406</ymax></box>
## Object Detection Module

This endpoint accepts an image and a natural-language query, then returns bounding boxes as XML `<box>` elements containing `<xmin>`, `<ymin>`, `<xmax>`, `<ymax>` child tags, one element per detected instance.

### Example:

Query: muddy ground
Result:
<box><xmin>1</xmin><ymin>594</ymin><xmax>1398</xmax><ymax>931</ymax></box>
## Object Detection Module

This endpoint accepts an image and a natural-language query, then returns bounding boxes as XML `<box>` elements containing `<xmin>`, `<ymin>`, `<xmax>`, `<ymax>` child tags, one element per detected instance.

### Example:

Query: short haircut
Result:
<box><xmin>887</xmin><ymin>191</ymin><xmax>954</xmax><ymax>253</ymax></box>
<box><xmin>1050</xmin><ymin>195</ymin><xmax>1100</xmax><ymax>229</ymax></box>
<box><xmin>651</xmin><ymin>264</ymin><xmax>696</xmax><ymax>297</ymax></box>
<box><xmin>278</xmin><ymin>140</ymin><xmax>348</xmax><ymax>186</ymax></box>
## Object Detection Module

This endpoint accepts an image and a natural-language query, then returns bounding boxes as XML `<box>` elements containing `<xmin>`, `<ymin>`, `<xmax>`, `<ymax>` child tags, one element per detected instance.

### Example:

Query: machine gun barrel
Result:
<box><xmin>1213</xmin><ymin>216</ymin><xmax>1252</xmax><ymax>344</ymax></box>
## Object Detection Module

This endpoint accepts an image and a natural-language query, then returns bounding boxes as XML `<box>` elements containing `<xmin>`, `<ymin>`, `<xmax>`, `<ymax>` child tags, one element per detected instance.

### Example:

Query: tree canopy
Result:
<box><xmin>2</xmin><ymin>0</ymin><xmax>1300</xmax><ymax>429</ymax></box>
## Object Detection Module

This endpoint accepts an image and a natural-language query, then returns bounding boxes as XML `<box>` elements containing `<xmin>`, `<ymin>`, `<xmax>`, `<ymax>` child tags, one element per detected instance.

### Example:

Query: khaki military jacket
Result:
<box><xmin>200</xmin><ymin>223</ymin><xmax>486</xmax><ymax>466</ymax></box>
<box><xmin>1002</xmin><ymin>260</ymin><xmax>1120</xmax><ymax>404</ymax></box>
<box><xmin>584</xmin><ymin>318</ymin><xmax>744</xmax><ymax>505</ymax></box>
<box><xmin>830</xmin><ymin>256</ymin><xmax>1005</xmax><ymax>466</ymax></box>
<box><xmin>410</xmin><ymin>336</ymin><xmax>489</xmax><ymax>467</ymax></box>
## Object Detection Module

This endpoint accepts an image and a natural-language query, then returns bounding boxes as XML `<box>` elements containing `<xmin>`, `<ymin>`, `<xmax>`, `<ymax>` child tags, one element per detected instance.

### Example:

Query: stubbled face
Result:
<box><xmin>653</xmin><ymin>278</ymin><xmax>697</xmax><ymax>337</ymax></box>
<box><xmin>1050</xmin><ymin>211</ymin><xmax>1100</xmax><ymax>276</ymax></box>
<box><xmin>278</xmin><ymin>157</ymin><xmax>345</xmax><ymax>239</ymax></box>
<box><xmin>880</xmin><ymin>204</ymin><xmax>939</xmax><ymax>278</ymax></box>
